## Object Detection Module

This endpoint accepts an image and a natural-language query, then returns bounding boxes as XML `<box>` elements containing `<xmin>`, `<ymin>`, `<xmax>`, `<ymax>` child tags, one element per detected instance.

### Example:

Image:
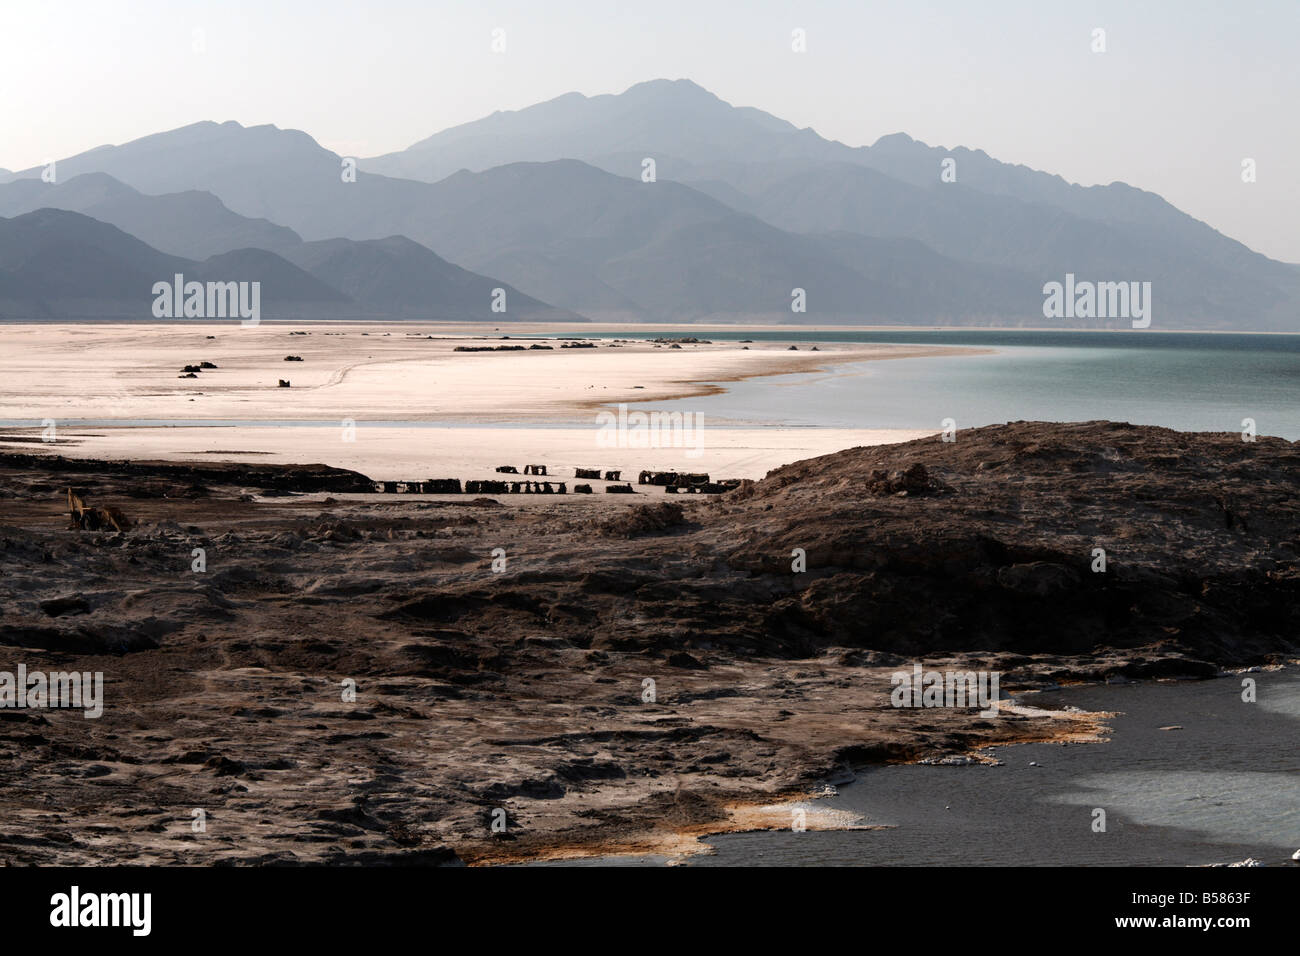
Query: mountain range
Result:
<box><xmin>3</xmin><ymin>79</ymin><xmax>1295</xmax><ymax>327</ymax></box>
<box><xmin>0</xmin><ymin>179</ymin><xmax>575</xmax><ymax>321</ymax></box>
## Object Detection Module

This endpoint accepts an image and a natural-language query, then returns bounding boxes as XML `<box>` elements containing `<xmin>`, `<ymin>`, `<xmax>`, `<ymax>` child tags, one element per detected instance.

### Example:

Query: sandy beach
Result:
<box><xmin>0</xmin><ymin>322</ymin><xmax>968</xmax><ymax>480</ymax></box>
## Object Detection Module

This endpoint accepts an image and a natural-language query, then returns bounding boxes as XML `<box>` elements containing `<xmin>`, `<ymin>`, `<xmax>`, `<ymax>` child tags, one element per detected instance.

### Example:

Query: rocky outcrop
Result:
<box><xmin>0</xmin><ymin>451</ymin><xmax>374</xmax><ymax>493</ymax></box>
<box><xmin>708</xmin><ymin>420</ymin><xmax>1300</xmax><ymax>662</ymax></box>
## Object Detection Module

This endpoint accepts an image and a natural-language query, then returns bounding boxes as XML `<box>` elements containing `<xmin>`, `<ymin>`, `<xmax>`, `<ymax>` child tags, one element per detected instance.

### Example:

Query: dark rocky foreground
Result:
<box><xmin>0</xmin><ymin>421</ymin><xmax>1296</xmax><ymax>865</ymax></box>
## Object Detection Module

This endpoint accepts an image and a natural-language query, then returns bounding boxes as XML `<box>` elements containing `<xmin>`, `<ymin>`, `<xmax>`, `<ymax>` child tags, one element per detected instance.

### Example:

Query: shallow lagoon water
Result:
<box><xmin>536</xmin><ymin>671</ymin><xmax>1299</xmax><ymax>867</ymax></box>
<box><xmin>618</xmin><ymin>331</ymin><xmax>1300</xmax><ymax>440</ymax></box>
<box><xmin>690</xmin><ymin>671</ymin><xmax>1300</xmax><ymax>866</ymax></box>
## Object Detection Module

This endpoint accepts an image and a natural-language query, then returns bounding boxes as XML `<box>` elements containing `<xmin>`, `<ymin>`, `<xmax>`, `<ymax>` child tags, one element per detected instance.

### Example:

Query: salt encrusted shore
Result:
<box><xmin>0</xmin><ymin>321</ymin><xmax>971</xmax><ymax>481</ymax></box>
<box><xmin>0</xmin><ymin>321</ymin><xmax>977</xmax><ymax>423</ymax></box>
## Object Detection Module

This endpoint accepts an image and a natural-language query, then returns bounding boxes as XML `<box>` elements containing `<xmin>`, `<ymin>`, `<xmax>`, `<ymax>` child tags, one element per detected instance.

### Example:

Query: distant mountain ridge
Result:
<box><xmin>364</xmin><ymin>79</ymin><xmax>850</xmax><ymax>184</ymax></box>
<box><xmin>362</xmin><ymin>79</ymin><xmax>1300</xmax><ymax>326</ymax></box>
<box><xmin>277</xmin><ymin>234</ymin><xmax>574</xmax><ymax>319</ymax></box>
<box><xmin>360</xmin><ymin>78</ymin><xmax>1268</xmax><ymax>247</ymax></box>
<box><xmin>0</xmin><ymin>206</ymin><xmax>577</xmax><ymax>322</ymax></box>
<box><xmin>0</xmin><ymin>208</ymin><xmax>341</xmax><ymax>320</ymax></box>
<box><xmin>3</xmin><ymin>131</ymin><xmax>1040</xmax><ymax>323</ymax></box>
<box><xmin>0</xmin><ymin>172</ymin><xmax>302</xmax><ymax>260</ymax></box>
<box><xmin>4</xmin><ymin>80</ymin><xmax>1297</xmax><ymax>328</ymax></box>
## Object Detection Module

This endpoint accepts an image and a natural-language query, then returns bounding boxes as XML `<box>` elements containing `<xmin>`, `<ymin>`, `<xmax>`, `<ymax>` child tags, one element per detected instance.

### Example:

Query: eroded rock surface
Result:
<box><xmin>0</xmin><ymin>421</ymin><xmax>1295</xmax><ymax>864</ymax></box>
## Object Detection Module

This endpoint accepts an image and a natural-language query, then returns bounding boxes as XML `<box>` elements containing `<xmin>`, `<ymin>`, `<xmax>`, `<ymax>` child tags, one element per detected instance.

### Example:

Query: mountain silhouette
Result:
<box><xmin>5</xmin><ymin>81</ymin><xmax>1296</xmax><ymax>327</ymax></box>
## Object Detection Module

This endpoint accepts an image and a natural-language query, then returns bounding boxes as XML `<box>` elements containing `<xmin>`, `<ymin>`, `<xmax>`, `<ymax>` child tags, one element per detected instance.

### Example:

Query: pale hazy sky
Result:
<box><xmin>2</xmin><ymin>0</ymin><xmax>1297</xmax><ymax>261</ymax></box>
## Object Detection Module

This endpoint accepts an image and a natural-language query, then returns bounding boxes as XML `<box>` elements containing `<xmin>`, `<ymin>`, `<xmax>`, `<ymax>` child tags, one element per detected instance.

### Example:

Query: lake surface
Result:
<box><xmin>695</xmin><ymin>670</ymin><xmax>1300</xmax><ymax>867</ymax></box>
<box><xmin>599</xmin><ymin>330</ymin><xmax>1300</xmax><ymax>440</ymax></box>
<box><xmin>538</xmin><ymin>669</ymin><xmax>1300</xmax><ymax>867</ymax></box>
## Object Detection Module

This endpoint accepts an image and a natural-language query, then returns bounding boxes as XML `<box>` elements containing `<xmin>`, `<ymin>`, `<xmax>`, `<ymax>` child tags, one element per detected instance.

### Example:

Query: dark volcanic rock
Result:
<box><xmin>864</xmin><ymin>462</ymin><xmax>943</xmax><ymax>496</ymax></box>
<box><xmin>1</xmin><ymin>421</ymin><xmax>1297</xmax><ymax>866</ymax></box>
<box><xmin>711</xmin><ymin>421</ymin><xmax>1300</xmax><ymax>662</ymax></box>
<box><xmin>39</xmin><ymin>595</ymin><xmax>90</xmax><ymax>617</ymax></box>
<box><xmin>0</xmin><ymin>451</ymin><xmax>374</xmax><ymax>493</ymax></box>
<box><xmin>598</xmin><ymin>501</ymin><xmax>687</xmax><ymax>537</ymax></box>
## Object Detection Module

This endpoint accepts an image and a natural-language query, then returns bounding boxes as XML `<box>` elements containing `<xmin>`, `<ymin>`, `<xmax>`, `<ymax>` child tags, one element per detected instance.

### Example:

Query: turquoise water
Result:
<box><xmin>601</xmin><ymin>331</ymin><xmax>1300</xmax><ymax>439</ymax></box>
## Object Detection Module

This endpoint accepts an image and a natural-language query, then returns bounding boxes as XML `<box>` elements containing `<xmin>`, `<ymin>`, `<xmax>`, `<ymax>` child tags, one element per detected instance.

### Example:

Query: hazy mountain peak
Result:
<box><xmin>0</xmin><ymin>170</ymin><xmax>304</xmax><ymax>260</ymax></box>
<box><xmin>619</xmin><ymin>77</ymin><xmax>715</xmax><ymax>100</ymax></box>
<box><xmin>872</xmin><ymin>132</ymin><xmax>916</xmax><ymax>148</ymax></box>
<box><xmin>55</xmin><ymin>170</ymin><xmax>138</xmax><ymax>196</ymax></box>
<box><xmin>13</xmin><ymin>206</ymin><xmax>99</xmax><ymax>229</ymax></box>
<box><xmin>12</xmin><ymin>120</ymin><xmax>336</xmax><ymax>180</ymax></box>
<box><xmin>366</xmin><ymin>77</ymin><xmax>809</xmax><ymax>183</ymax></box>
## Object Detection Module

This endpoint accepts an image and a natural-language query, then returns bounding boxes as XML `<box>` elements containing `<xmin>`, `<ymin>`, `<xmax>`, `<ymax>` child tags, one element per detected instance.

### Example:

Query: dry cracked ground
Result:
<box><xmin>1</xmin><ymin>421</ymin><xmax>1297</xmax><ymax>864</ymax></box>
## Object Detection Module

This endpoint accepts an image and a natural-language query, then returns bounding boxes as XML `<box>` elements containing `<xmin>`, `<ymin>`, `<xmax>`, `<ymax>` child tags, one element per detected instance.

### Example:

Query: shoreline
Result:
<box><xmin>470</xmin><ymin>690</ymin><xmax>1120</xmax><ymax>866</ymax></box>
<box><xmin>499</xmin><ymin>663</ymin><xmax>1298</xmax><ymax>868</ymax></box>
<box><xmin>0</xmin><ymin>322</ymin><xmax>985</xmax><ymax>425</ymax></box>
<box><xmin>0</xmin><ymin>321</ymin><xmax>975</xmax><ymax>479</ymax></box>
